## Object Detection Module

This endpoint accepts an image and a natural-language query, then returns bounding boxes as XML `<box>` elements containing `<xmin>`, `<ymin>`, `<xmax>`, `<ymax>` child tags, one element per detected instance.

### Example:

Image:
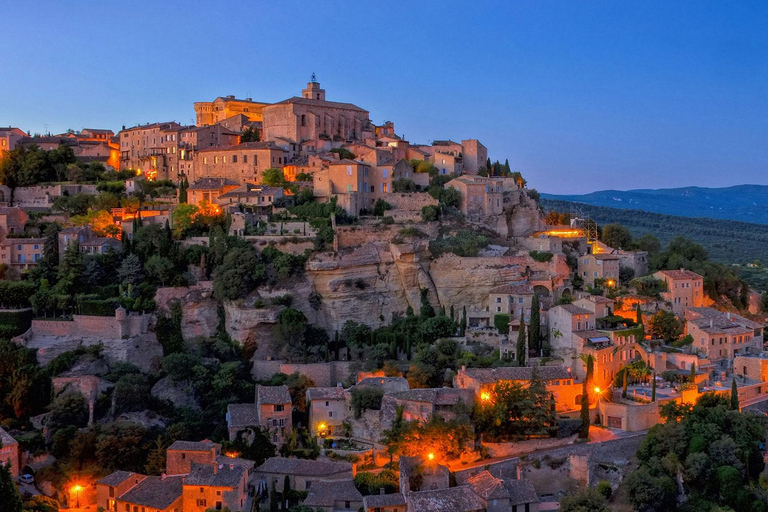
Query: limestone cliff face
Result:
<box><xmin>505</xmin><ymin>189</ymin><xmax>543</xmax><ymax>237</ymax></box>
<box><xmin>224</xmin><ymin>302</ymin><xmax>281</xmax><ymax>348</ymax></box>
<box><xmin>155</xmin><ymin>283</ymin><xmax>219</xmax><ymax>340</ymax></box>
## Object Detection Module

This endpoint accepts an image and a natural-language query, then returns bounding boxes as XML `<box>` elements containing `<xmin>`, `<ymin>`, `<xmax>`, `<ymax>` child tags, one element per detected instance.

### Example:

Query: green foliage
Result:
<box><xmin>419</xmin><ymin>316</ymin><xmax>456</xmax><ymax>343</ymax></box>
<box><xmin>381</xmin><ymin>414</ymin><xmax>472</xmax><ymax>462</ymax></box>
<box><xmin>528</xmin><ymin>250</ymin><xmax>554</xmax><ymax>262</ymax></box>
<box><xmin>429</xmin><ymin>229</ymin><xmax>489</xmax><ymax>257</ymax></box>
<box><xmin>601</xmin><ymin>223</ymin><xmax>633</xmax><ymax>249</ymax></box>
<box><xmin>0</xmin><ymin>309</ymin><xmax>33</xmax><ymax>338</ymax></box>
<box><xmin>494</xmin><ymin>314</ymin><xmax>510</xmax><ymax>335</ymax></box>
<box><xmin>212</xmin><ymin>246</ymin><xmax>261</xmax><ymax>300</ymax></box>
<box><xmin>351</xmin><ymin>387</ymin><xmax>384</xmax><ymax>418</ymax></box>
<box><xmin>240</xmin><ymin>126</ymin><xmax>260</xmax><ymax>143</ymax></box>
<box><xmin>647</xmin><ymin>310</ymin><xmax>684</xmax><ymax>342</ymax></box>
<box><xmin>262</xmin><ymin>168</ymin><xmax>286</xmax><ymax>188</ymax></box>
<box><xmin>0</xmin><ymin>281</ymin><xmax>37</xmax><ymax>308</ymax></box>
<box><xmin>559</xmin><ymin>488</ymin><xmax>610</xmax><ymax>512</ymax></box>
<box><xmin>630</xmin><ymin>276</ymin><xmax>668</xmax><ymax>298</ymax></box>
<box><xmin>222</xmin><ymin>426</ymin><xmax>276</xmax><ymax>466</ymax></box>
<box><xmin>0</xmin><ymin>461</ymin><xmax>23</xmax><ymax>512</ymax></box>
<box><xmin>330</xmin><ymin>147</ymin><xmax>356</xmax><ymax>160</ymax></box>
<box><xmin>596</xmin><ymin>480</ymin><xmax>613</xmax><ymax>500</ymax></box>
<box><xmin>392</xmin><ymin>178</ymin><xmax>417</xmax><ymax>192</ymax></box>
<box><xmin>47</xmin><ymin>391</ymin><xmax>88</xmax><ymax>429</ymax></box>
<box><xmin>516</xmin><ymin>322</ymin><xmax>526</xmax><ymax>366</ymax></box>
<box><xmin>528</xmin><ymin>294</ymin><xmax>541</xmax><ymax>354</ymax></box>
<box><xmin>353</xmin><ymin>470</ymin><xmax>398</xmax><ymax>495</ymax></box>
<box><xmin>372</xmin><ymin>199</ymin><xmax>392</xmax><ymax>217</ymax></box>
<box><xmin>421</xmin><ymin>204</ymin><xmax>440</xmax><ymax>222</ymax></box>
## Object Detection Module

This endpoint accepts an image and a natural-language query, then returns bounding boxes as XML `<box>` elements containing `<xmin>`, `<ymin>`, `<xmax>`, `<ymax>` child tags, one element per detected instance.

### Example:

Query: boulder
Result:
<box><xmin>150</xmin><ymin>376</ymin><xmax>200</xmax><ymax>411</ymax></box>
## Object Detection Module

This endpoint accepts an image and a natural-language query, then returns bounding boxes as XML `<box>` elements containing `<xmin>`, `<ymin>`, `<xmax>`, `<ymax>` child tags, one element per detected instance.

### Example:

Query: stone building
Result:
<box><xmin>96</xmin><ymin>471</ymin><xmax>147</xmax><ymax>512</ymax></box>
<box><xmin>256</xmin><ymin>385</ymin><xmax>292</xmax><ymax>445</ymax></box>
<box><xmin>578</xmin><ymin>253</ymin><xmax>620</xmax><ymax>287</ymax></box>
<box><xmin>466</xmin><ymin>470</ymin><xmax>540</xmax><ymax>512</ymax></box>
<box><xmin>191</xmin><ymin>142</ymin><xmax>288</xmax><ymax>185</ymax></box>
<box><xmin>460</xmin><ymin>139</ymin><xmax>488</xmax><ymax>174</ymax></box>
<box><xmin>446</xmin><ymin>176</ymin><xmax>517</xmax><ymax>219</ymax></box>
<box><xmin>182</xmin><ymin>459</ymin><xmax>253</xmax><ymax>512</ymax></box>
<box><xmin>195</xmin><ymin>95</ymin><xmax>270</xmax><ymax>126</ymax></box>
<box><xmin>0</xmin><ymin>427</ymin><xmax>19</xmax><ymax>478</ymax></box>
<box><xmin>253</xmin><ymin>457</ymin><xmax>354</xmax><ymax>494</ymax></box>
<box><xmin>0</xmin><ymin>237</ymin><xmax>45</xmax><ymax>271</ymax></box>
<box><xmin>0</xmin><ymin>126</ymin><xmax>26</xmax><ymax>156</ymax></box>
<box><xmin>306</xmin><ymin>386</ymin><xmax>348</xmax><ymax>436</ymax></box>
<box><xmin>216</xmin><ymin>184</ymin><xmax>285</xmax><ymax>215</ymax></box>
<box><xmin>654</xmin><ymin>269</ymin><xmax>705</xmax><ymax>317</ymax></box>
<box><xmin>188</xmin><ymin>177</ymin><xmax>240</xmax><ymax>206</ymax></box>
<box><xmin>685</xmin><ymin>307</ymin><xmax>763</xmax><ymax>362</ymax></box>
<box><xmin>261</xmin><ymin>79</ymin><xmax>374</xmax><ymax>147</ymax></box>
<box><xmin>118</xmin><ymin>122</ymin><xmax>184</xmax><ymax>180</ymax></box>
<box><xmin>548</xmin><ymin>304</ymin><xmax>595</xmax><ymax>355</ymax></box>
<box><xmin>166</xmin><ymin>440</ymin><xmax>221</xmax><ymax>476</ymax></box>
<box><xmin>302</xmin><ymin>479</ymin><xmax>364</xmax><ymax>512</ymax></box>
<box><xmin>384</xmin><ymin>388</ymin><xmax>474</xmax><ymax>424</ymax></box>
<box><xmin>116</xmin><ymin>476</ymin><xmax>184</xmax><ymax>512</ymax></box>
<box><xmin>487</xmin><ymin>282</ymin><xmax>534</xmax><ymax>330</ymax></box>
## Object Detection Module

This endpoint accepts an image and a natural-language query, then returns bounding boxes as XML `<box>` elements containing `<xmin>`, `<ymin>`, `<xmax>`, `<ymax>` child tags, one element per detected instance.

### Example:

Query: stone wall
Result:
<box><xmin>384</xmin><ymin>192</ymin><xmax>437</xmax><ymax>212</ymax></box>
<box><xmin>251</xmin><ymin>360</ymin><xmax>353</xmax><ymax>387</ymax></box>
<box><xmin>335</xmin><ymin>222</ymin><xmax>438</xmax><ymax>249</ymax></box>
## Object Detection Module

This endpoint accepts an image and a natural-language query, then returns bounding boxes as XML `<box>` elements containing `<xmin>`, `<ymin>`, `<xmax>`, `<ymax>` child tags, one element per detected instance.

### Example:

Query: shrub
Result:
<box><xmin>421</xmin><ymin>205</ymin><xmax>440</xmax><ymax>222</ymax></box>
<box><xmin>529</xmin><ymin>250</ymin><xmax>554</xmax><ymax>262</ymax></box>
<box><xmin>351</xmin><ymin>387</ymin><xmax>384</xmax><ymax>418</ymax></box>
<box><xmin>493</xmin><ymin>314</ymin><xmax>510</xmax><ymax>335</ymax></box>
<box><xmin>596</xmin><ymin>480</ymin><xmax>612</xmax><ymax>499</ymax></box>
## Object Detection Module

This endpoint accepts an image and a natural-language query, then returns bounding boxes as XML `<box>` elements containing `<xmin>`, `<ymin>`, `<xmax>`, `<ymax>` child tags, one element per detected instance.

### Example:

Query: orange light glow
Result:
<box><xmin>540</xmin><ymin>229</ymin><xmax>584</xmax><ymax>238</ymax></box>
<box><xmin>71</xmin><ymin>485</ymin><xmax>83</xmax><ymax>493</ymax></box>
<box><xmin>224</xmin><ymin>451</ymin><xmax>241</xmax><ymax>459</ymax></box>
<box><xmin>427</xmin><ymin>453</ymin><xmax>435</xmax><ymax>461</ymax></box>
<box><xmin>480</xmin><ymin>392</ymin><xmax>491</xmax><ymax>402</ymax></box>
<box><xmin>606</xmin><ymin>280</ymin><xmax>615</xmax><ymax>287</ymax></box>
<box><xmin>594</xmin><ymin>387</ymin><xmax>601</xmax><ymax>394</ymax></box>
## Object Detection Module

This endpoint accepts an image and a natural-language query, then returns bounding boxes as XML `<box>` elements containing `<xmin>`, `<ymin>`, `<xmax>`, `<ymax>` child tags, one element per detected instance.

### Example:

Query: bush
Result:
<box><xmin>529</xmin><ymin>250</ymin><xmax>554</xmax><ymax>262</ymax></box>
<box><xmin>392</xmin><ymin>179</ymin><xmax>417</xmax><ymax>193</ymax></box>
<box><xmin>493</xmin><ymin>314</ymin><xmax>510</xmax><ymax>335</ymax></box>
<box><xmin>0</xmin><ymin>309</ymin><xmax>33</xmax><ymax>337</ymax></box>
<box><xmin>373</xmin><ymin>199</ymin><xmax>392</xmax><ymax>217</ymax></box>
<box><xmin>421</xmin><ymin>205</ymin><xmax>440</xmax><ymax>222</ymax></box>
<box><xmin>429</xmin><ymin>229</ymin><xmax>489</xmax><ymax>257</ymax></box>
<box><xmin>350</xmin><ymin>387</ymin><xmax>384</xmax><ymax>418</ymax></box>
<box><xmin>596</xmin><ymin>480</ymin><xmax>612</xmax><ymax>500</ymax></box>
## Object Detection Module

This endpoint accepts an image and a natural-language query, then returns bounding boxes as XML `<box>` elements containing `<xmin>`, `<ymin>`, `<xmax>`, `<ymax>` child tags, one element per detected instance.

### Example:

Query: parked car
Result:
<box><xmin>19</xmin><ymin>474</ymin><xmax>35</xmax><ymax>484</ymax></box>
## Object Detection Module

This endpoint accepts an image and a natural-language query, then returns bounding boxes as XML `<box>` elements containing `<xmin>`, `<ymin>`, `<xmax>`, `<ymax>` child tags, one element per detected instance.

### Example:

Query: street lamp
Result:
<box><xmin>72</xmin><ymin>485</ymin><xmax>83</xmax><ymax>508</ymax></box>
<box><xmin>594</xmin><ymin>387</ymin><xmax>603</xmax><ymax>425</ymax></box>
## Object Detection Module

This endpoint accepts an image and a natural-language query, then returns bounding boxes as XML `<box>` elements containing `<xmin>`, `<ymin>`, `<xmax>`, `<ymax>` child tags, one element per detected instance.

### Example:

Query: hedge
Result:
<box><xmin>0</xmin><ymin>309</ymin><xmax>33</xmax><ymax>338</ymax></box>
<box><xmin>0</xmin><ymin>281</ymin><xmax>37</xmax><ymax>308</ymax></box>
<box><xmin>78</xmin><ymin>298</ymin><xmax>121</xmax><ymax>317</ymax></box>
<box><xmin>494</xmin><ymin>314</ymin><xmax>510</xmax><ymax>335</ymax></box>
<box><xmin>529</xmin><ymin>250</ymin><xmax>554</xmax><ymax>262</ymax></box>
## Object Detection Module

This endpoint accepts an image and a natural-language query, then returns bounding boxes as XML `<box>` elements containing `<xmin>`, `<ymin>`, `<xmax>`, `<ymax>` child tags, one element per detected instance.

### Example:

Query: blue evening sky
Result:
<box><xmin>1</xmin><ymin>1</ymin><xmax>766</xmax><ymax>194</ymax></box>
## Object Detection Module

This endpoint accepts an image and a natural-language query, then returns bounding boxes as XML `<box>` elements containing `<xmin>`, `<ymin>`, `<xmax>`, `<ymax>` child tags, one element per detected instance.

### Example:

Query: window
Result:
<box><xmin>243</xmin><ymin>155</ymin><xmax>248</xmax><ymax>163</ymax></box>
<box><xmin>329</xmin><ymin>411</ymin><xmax>333</xmax><ymax>418</ymax></box>
<box><xmin>347</xmin><ymin>165</ymin><xmax>353</xmax><ymax>175</ymax></box>
<box><xmin>279</xmin><ymin>418</ymin><xmax>286</xmax><ymax>427</ymax></box>
<box><xmin>347</xmin><ymin>184</ymin><xmax>353</xmax><ymax>193</ymax></box>
<box><xmin>232</xmin><ymin>155</ymin><xmax>237</xmax><ymax>163</ymax></box>
<box><xmin>382</xmin><ymin>168</ymin><xmax>389</xmax><ymax>178</ymax></box>
<box><xmin>196</xmin><ymin>499</ymin><xmax>207</xmax><ymax>507</ymax></box>
<box><xmin>345</xmin><ymin>501</ymin><xmax>351</xmax><ymax>509</ymax></box>
<box><xmin>181</xmin><ymin>453</ymin><xmax>186</xmax><ymax>459</ymax></box>
<box><xmin>306</xmin><ymin>481</ymin><xmax>312</xmax><ymax>489</ymax></box>
<box><xmin>325</xmin><ymin>401</ymin><xmax>329</xmax><ymax>406</ymax></box>
<box><xmin>274</xmin><ymin>404</ymin><xmax>284</xmax><ymax>412</ymax></box>
<box><xmin>109</xmin><ymin>487</ymin><xmax>115</xmax><ymax>497</ymax></box>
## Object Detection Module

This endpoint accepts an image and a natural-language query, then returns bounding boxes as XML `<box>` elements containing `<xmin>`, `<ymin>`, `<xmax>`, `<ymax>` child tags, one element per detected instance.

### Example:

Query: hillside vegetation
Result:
<box><xmin>542</xmin><ymin>199</ymin><xmax>768</xmax><ymax>267</ymax></box>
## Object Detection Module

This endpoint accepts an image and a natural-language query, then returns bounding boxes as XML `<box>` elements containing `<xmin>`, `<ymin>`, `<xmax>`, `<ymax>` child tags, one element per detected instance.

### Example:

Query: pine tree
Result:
<box><xmin>651</xmin><ymin>372</ymin><xmax>657</xmax><ymax>402</ymax></box>
<box><xmin>0</xmin><ymin>461</ymin><xmax>22</xmax><ymax>512</ymax></box>
<box><xmin>528</xmin><ymin>294</ymin><xmax>541</xmax><ymax>355</ymax></box>
<box><xmin>515</xmin><ymin>322</ymin><xmax>526</xmax><ymax>366</ymax></box>
<box><xmin>144</xmin><ymin>436</ymin><xmax>166</xmax><ymax>475</ymax></box>
<box><xmin>503</xmin><ymin>159</ymin><xmax>511</xmax><ymax>175</ymax></box>
<box><xmin>730</xmin><ymin>379</ymin><xmax>739</xmax><ymax>410</ymax></box>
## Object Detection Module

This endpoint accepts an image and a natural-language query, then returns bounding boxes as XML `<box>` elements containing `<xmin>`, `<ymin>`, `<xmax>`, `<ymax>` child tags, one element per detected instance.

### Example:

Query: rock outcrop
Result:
<box><xmin>505</xmin><ymin>189</ymin><xmax>543</xmax><ymax>237</ymax></box>
<box><xmin>151</xmin><ymin>377</ymin><xmax>200</xmax><ymax>411</ymax></box>
<box><xmin>155</xmin><ymin>283</ymin><xmax>219</xmax><ymax>340</ymax></box>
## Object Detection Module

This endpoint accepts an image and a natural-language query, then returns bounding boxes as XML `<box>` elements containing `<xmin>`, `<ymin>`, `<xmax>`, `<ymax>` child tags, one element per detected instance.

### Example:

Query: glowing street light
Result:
<box><xmin>480</xmin><ymin>392</ymin><xmax>491</xmax><ymax>402</ymax></box>
<box><xmin>71</xmin><ymin>484</ymin><xmax>83</xmax><ymax>508</ymax></box>
<box><xmin>427</xmin><ymin>452</ymin><xmax>435</xmax><ymax>461</ymax></box>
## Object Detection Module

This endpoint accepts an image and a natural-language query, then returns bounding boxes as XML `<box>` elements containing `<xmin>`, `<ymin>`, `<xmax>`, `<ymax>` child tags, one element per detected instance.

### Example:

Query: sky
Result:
<box><xmin>1</xmin><ymin>1</ymin><xmax>766</xmax><ymax>194</ymax></box>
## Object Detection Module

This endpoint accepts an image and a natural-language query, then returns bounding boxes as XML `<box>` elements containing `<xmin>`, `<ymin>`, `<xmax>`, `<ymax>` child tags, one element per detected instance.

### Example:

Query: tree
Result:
<box><xmin>601</xmin><ymin>223</ymin><xmax>632</xmax><ymax>249</ymax></box>
<box><xmin>579</xmin><ymin>354</ymin><xmax>594</xmax><ymax>439</ymax></box>
<box><xmin>372</xmin><ymin>199</ymin><xmax>392</xmax><ymax>217</ymax></box>
<box><xmin>144</xmin><ymin>255</ymin><xmax>176</xmax><ymax>286</ymax></box>
<box><xmin>622</xmin><ymin>370</ymin><xmax>628</xmax><ymax>398</ymax></box>
<box><xmin>212</xmin><ymin>247</ymin><xmax>260</xmax><ymax>300</ymax></box>
<box><xmin>0</xmin><ymin>462</ymin><xmax>22</xmax><ymax>512</ymax></box>
<box><xmin>240</xmin><ymin>126</ymin><xmax>260</xmax><ymax>143</ymax></box>
<box><xmin>262</xmin><ymin>168</ymin><xmax>286</xmax><ymax>188</ymax></box>
<box><xmin>47</xmin><ymin>391</ymin><xmax>88</xmax><ymax>429</ymax></box>
<box><xmin>419</xmin><ymin>288</ymin><xmax>435</xmax><ymax>318</ymax></box>
<box><xmin>421</xmin><ymin>204</ymin><xmax>439</xmax><ymax>222</ymax></box>
<box><xmin>515</xmin><ymin>322</ymin><xmax>526</xmax><ymax>366</ymax></box>
<box><xmin>272</xmin><ymin>308</ymin><xmax>308</xmax><ymax>361</ymax></box>
<box><xmin>730</xmin><ymin>379</ymin><xmax>739</xmax><ymax>410</ymax></box>
<box><xmin>145</xmin><ymin>436</ymin><xmax>167</xmax><ymax>475</ymax></box>
<box><xmin>559</xmin><ymin>488</ymin><xmax>610</xmax><ymax>512</ymax></box>
<box><xmin>624</xmin><ymin>467</ymin><xmax>677</xmax><ymax>512</ymax></box>
<box><xmin>118</xmin><ymin>254</ymin><xmax>144</xmax><ymax>286</ymax></box>
<box><xmin>419</xmin><ymin>316</ymin><xmax>456</xmax><ymax>343</ymax></box>
<box><xmin>269</xmin><ymin>480</ymin><xmax>279</xmax><ymax>512</ymax></box>
<box><xmin>647</xmin><ymin>310</ymin><xmax>684</xmax><ymax>342</ymax></box>
<box><xmin>282</xmin><ymin>475</ymin><xmax>291</xmax><ymax>511</ymax></box>
<box><xmin>178</xmin><ymin>176</ymin><xmax>189</xmax><ymax>203</ymax></box>
<box><xmin>690</xmin><ymin>362</ymin><xmax>696</xmax><ymax>383</ymax></box>
<box><xmin>651</xmin><ymin>372</ymin><xmax>656</xmax><ymax>402</ymax></box>
<box><xmin>528</xmin><ymin>294</ymin><xmax>541</xmax><ymax>354</ymax></box>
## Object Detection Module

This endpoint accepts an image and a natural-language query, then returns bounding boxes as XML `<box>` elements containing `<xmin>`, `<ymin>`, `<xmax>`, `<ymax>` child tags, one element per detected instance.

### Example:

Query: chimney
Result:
<box><xmin>380</xmin><ymin>487</ymin><xmax>385</xmax><ymax>495</ymax></box>
<box><xmin>727</xmin><ymin>312</ymin><xmax>732</xmax><ymax>321</ymax></box>
<box><xmin>710</xmin><ymin>320</ymin><xmax>714</xmax><ymax>329</ymax></box>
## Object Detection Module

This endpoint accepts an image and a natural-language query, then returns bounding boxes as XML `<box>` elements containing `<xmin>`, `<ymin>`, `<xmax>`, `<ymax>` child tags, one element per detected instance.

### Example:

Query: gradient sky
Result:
<box><xmin>1</xmin><ymin>1</ymin><xmax>766</xmax><ymax>194</ymax></box>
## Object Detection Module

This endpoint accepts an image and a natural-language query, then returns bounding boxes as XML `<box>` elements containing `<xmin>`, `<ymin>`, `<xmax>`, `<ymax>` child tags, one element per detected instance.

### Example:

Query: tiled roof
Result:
<box><xmin>118</xmin><ymin>476</ymin><xmax>183</xmax><ymax>509</ymax></box>
<box><xmin>390</xmin><ymin>388</ymin><xmax>471</xmax><ymax>406</ymax></box>
<box><xmin>0</xmin><ymin>427</ymin><xmax>17</xmax><ymax>447</ymax></box>
<box><xmin>461</xmin><ymin>366</ymin><xmax>572</xmax><ymax>383</ymax></box>
<box><xmin>302</xmin><ymin>479</ymin><xmax>363</xmax><ymax>507</ymax></box>
<box><xmin>183</xmin><ymin>462</ymin><xmax>245</xmax><ymax>488</ymax></box>
<box><xmin>406</xmin><ymin>485</ymin><xmax>486</xmax><ymax>512</ymax></box>
<box><xmin>504</xmin><ymin>479</ymin><xmax>540</xmax><ymax>506</ymax></box>
<box><xmin>656</xmin><ymin>269</ymin><xmax>703</xmax><ymax>280</ymax></box>
<box><xmin>167</xmin><ymin>440</ymin><xmax>217</xmax><ymax>452</ymax></box>
<box><xmin>553</xmin><ymin>304</ymin><xmax>592</xmax><ymax>316</ymax></box>
<box><xmin>218</xmin><ymin>184</ymin><xmax>284</xmax><ymax>199</ymax></box>
<box><xmin>306</xmin><ymin>387</ymin><xmax>347</xmax><ymax>402</ymax></box>
<box><xmin>96</xmin><ymin>470</ymin><xmax>136</xmax><ymax>487</ymax></box>
<box><xmin>227</xmin><ymin>403</ymin><xmax>260</xmax><ymax>428</ymax></box>
<box><xmin>593</xmin><ymin>254</ymin><xmax>619</xmax><ymax>260</ymax></box>
<box><xmin>189</xmin><ymin>177</ymin><xmax>239</xmax><ymax>190</ymax></box>
<box><xmin>362</xmin><ymin>493</ymin><xmax>407</xmax><ymax>508</ymax></box>
<box><xmin>467</xmin><ymin>470</ymin><xmax>508</xmax><ymax>500</ymax></box>
<box><xmin>255</xmin><ymin>457</ymin><xmax>352</xmax><ymax>477</ymax></box>
<box><xmin>356</xmin><ymin>377</ymin><xmax>409</xmax><ymax>389</ymax></box>
<box><xmin>270</xmin><ymin>96</ymin><xmax>368</xmax><ymax>112</ymax></box>
<box><xmin>256</xmin><ymin>385</ymin><xmax>291</xmax><ymax>405</ymax></box>
<box><xmin>580</xmin><ymin>295</ymin><xmax>615</xmax><ymax>304</ymax></box>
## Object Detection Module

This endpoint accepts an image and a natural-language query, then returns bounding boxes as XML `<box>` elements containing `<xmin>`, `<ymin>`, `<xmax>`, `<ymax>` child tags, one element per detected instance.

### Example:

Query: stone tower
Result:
<box><xmin>302</xmin><ymin>74</ymin><xmax>325</xmax><ymax>101</ymax></box>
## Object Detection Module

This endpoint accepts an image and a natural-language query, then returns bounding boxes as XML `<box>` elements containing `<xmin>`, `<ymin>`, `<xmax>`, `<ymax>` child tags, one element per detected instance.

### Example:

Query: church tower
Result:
<box><xmin>302</xmin><ymin>73</ymin><xmax>325</xmax><ymax>101</ymax></box>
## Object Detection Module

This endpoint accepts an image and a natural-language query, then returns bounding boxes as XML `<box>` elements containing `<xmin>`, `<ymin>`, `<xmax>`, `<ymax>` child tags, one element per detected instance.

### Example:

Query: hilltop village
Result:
<box><xmin>1</xmin><ymin>79</ymin><xmax>768</xmax><ymax>512</ymax></box>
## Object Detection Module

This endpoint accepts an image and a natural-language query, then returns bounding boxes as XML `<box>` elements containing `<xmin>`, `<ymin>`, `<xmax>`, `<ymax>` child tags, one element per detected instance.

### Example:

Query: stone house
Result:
<box><xmin>446</xmin><ymin>176</ymin><xmax>512</xmax><ymax>218</ymax></box>
<box><xmin>355</xmin><ymin>377</ymin><xmax>410</xmax><ymax>394</ymax></box>
<box><xmin>225</xmin><ymin>403</ymin><xmax>260</xmax><ymax>442</ymax></box>
<box><xmin>405</xmin><ymin>486</ymin><xmax>486</xmax><ymax>512</ymax></box>
<box><xmin>306</xmin><ymin>386</ymin><xmax>348</xmax><ymax>436</ymax></box>
<box><xmin>363</xmin><ymin>493</ymin><xmax>407</xmax><ymax>512</ymax></box>
<box><xmin>187</xmin><ymin>177</ymin><xmax>239</xmax><ymax>206</ymax></box>
<box><xmin>192</xmin><ymin>142</ymin><xmax>288</xmax><ymax>185</ymax></box>
<box><xmin>0</xmin><ymin>237</ymin><xmax>45</xmax><ymax>271</ymax></box>
<box><xmin>654</xmin><ymin>269</ymin><xmax>705</xmax><ymax>317</ymax></box>
<box><xmin>460</xmin><ymin>139</ymin><xmax>488</xmax><ymax>174</ymax></box>
<box><xmin>118</xmin><ymin>122</ymin><xmax>185</xmax><ymax>181</ymax></box>
<box><xmin>96</xmin><ymin>471</ymin><xmax>147</xmax><ymax>512</ymax></box>
<box><xmin>0</xmin><ymin>127</ymin><xmax>26</xmax><ymax>157</ymax></box>
<box><xmin>487</xmin><ymin>282</ymin><xmax>534</xmax><ymax>330</ymax></box>
<box><xmin>253</xmin><ymin>457</ymin><xmax>354</xmax><ymax>494</ymax></box>
<box><xmin>0</xmin><ymin>427</ymin><xmax>19</xmax><ymax>478</ymax></box>
<box><xmin>302</xmin><ymin>479</ymin><xmax>364</xmax><ymax>512</ymax></box>
<box><xmin>578</xmin><ymin>253</ymin><xmax>620</xmax><ymax>287</ymax></box>
<box><xmin>573</xmin><ymin>295</ymin><xmax>614</xmax><ymax>319</ymax></box>
<box><xmin>195</xmin><ymin>95</ymin><xmax>270</xmax><ymax>126</ymax></box>
<box><xmin>166</xmin><ymin>440</ymin><xmax>221</xmax><ymax>476</ymax></box>
<box><xmin>384</xmin><ymin>388</ymin><xmax>474</xmax><ymax>424</ymax></box>
<box><xmin>399</xmin><ymin>456</ymin><xmax>450</xmax><ymax>494</ymax></box>
<box><xmin>548</xmin><ymin>304</ymin><xmax>595</xmax><ymax>355</ymax></box>
<box><xmin>685</xmin><ymin>307</ymin><xmax>763</xmax><ymax>361</ymax></box>
<box><xmin>116</xmin><ymin>475</ymin><xmax>184</xmax><ymax>512</ymax></box>
<box><xmin>467</xmin><ymin>470</ymin><xmax>540</xmax><ymax>512</ymax></box>
<box><xmin>58</xmin><ymin>226</ymin><xmax>122</xmax><ymax>260</ymax></box>
<box><xmin>312</xmin><ymin>160</ymin><xmax>372</xmax><ymax>215</ymax></box>
<box><xmin>182</xmin><ymin>459</ymin><xmax>253</xmax><ymax>512</ymax></box>
<box><xmin>0</xmin><ymin>206</ymin><xmax>28</xmax><ymax>239</ymax></box>
<box><xmin>256</xmin><ymin>385</ymin><xmax>292</xmax><ymax>445</ymax></box>
<box><xmin>453</xmin><ymin>366</ymin><xmax>579</xmax><ymax>413</ymax></box>
<box><xmin>216</xmin><ymin>183</ymin><xmax>285</xmax><ymax>215</ymax></box>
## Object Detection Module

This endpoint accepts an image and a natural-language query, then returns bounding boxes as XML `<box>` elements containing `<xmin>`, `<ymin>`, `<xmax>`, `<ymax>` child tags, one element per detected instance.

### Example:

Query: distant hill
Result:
<box><xmin>540</xmin><ymin>198</ymin><xmax>768</xmax><ymax>269</ymax></box>
<box><xmin>541</xmin><ymin>185</ymin><xmax>768</xmax><ymax>225</ymax></box>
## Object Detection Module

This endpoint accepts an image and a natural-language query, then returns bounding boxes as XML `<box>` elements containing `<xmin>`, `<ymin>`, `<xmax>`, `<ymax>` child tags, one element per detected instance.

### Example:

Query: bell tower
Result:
<box><xmin>302</xmin><ymin>73</ymin><xmax>325</xmax><ymax>101</ymax></box>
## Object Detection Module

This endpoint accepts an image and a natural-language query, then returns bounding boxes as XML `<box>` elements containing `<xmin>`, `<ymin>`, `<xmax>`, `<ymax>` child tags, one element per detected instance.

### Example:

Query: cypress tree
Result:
<box><xmin>460</xmin><ymin>306</ymin><xmax>467</xmax><ymax>336</ymax></box>
<box><xmin>690</xmin><ymin>362</ymin><xmax>696</xmax><ymax>383</ymax></box>
<box><xmin>635</xmin><ymin>303</ymin><xmax>642</xmax><ymax>325</ymax></box>
<box><xmin>282</xmin><ymin>475</ymin><xmax>291</xmax><ymax>511</ymax></box>
<box><xmin>528</xmin><ymin>294</ymin><xmax>541</xmax><ymax>355</ymax></box>
<box><xmin>269</xmin><ymin>480</ymin><xmax>279</xmax><ymax>512</ymax></box>
<box><xmin>450</xmin><ymin>305</ymin><xmax>455</xmax><ymax>320</ymax></box>
<box><xmin>579</xmin><ymin>355</ymin><xmax>594</xmax><ymax>439</ymax></box>
<box><xmin>178</xmin><ymin>176</ymin><xmax>188</xmax><ymax>203</ymax></box>
<box><xmin>730</xmin><ymin>379</ymin><xmax>739</xmax><ymax>410</ymax></box>
<box><xmin>622</xmin><ymin>370</ymin><xmax>628</xmax><ymax>398</ymax></box>
<box><xmin>651</xmin><ymin>372</ymin><xmax>656</xmax><ymax>402</ymax></box>
<box><xmin>503</xmin><ymin>158</ymin><xmax>511</xmax><ymax>175</ymax></box>
<box><xmin>515</xmin><ymin>322</ymin><xmax>526</xmax><ymax>366</ymax></box>
<box><xmin>486</xmin><ymin>157</ymin><xmax>492</xmax><ymax>172</ymax></box>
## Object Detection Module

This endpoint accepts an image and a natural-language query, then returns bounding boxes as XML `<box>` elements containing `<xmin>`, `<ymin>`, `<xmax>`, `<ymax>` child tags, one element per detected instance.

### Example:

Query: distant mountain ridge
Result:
<box><xmin>541</xmin><ymin>184</ymin><xmax>768</xmax><ymax>224</ymax></box>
